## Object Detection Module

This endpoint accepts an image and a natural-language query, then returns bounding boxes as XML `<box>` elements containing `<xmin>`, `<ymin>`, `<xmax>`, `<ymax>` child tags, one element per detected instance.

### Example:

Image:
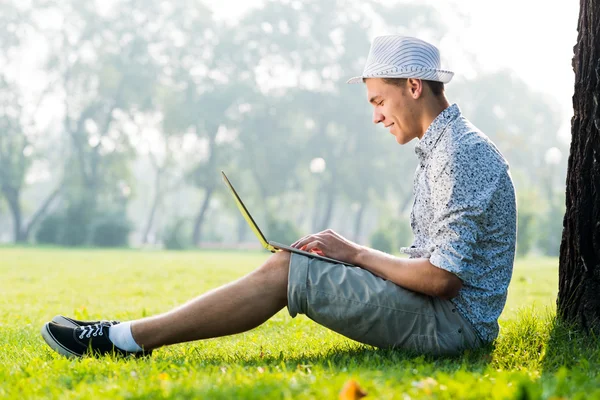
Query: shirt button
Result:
<box><xmin>451</xmin><ymin>309</ymin><xmax>456</xmax><ymax>313</ymax></box>
<box><xmin>458</xmin><ymin>329</ymin><xmax>462</xmax><ymax>333</ymax></box>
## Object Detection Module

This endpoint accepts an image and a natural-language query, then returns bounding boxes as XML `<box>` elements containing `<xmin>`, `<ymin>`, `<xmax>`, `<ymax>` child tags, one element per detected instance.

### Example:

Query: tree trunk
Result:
<box><xmin>237</xmin><ymin>213</ymin><xmax>248</xmax><ymax>243</ymax></box>
<box><xmin>22</xmin><ymin>183</ymin><xmax>63</xmax><ymax>242</ymax></box>
<box><xmin>142</xmin><ymin>169</ymin><xmax>162</xmax><ymax>244</ymax></box>
<box><xmin>192</xmin><ymin>186</ymin><xmax>214</xmax><ymax>246</ymax></box>
<box><xmin>3</xmin><ymin>186</ymin><xmax>23</xmax><ymax>243</ymax></box>
<box><xmin>311</xmin><ymin>188</ymin><xmax>322</xmax><ymax>233</ymax></box>
<box><xmin>399</xmin><ymin>191</ymin><xmax>415</xmax><ymax>215</ymax></box>
<box><xmin>317</xmin><ymin>154</ymin><xmax>340</xmax><ymax>231</ymax></box>
<box><xmin>353</xmin><ymin>201</ymin><xmax>365</xmax><ymax>243</ymax></box>
<box><xmin>318</xmin><ymin>185</ymin><xmax>336</xmax><ymax>231</ymax></box>
<box><xmin>558</xmin><ymin>0</ymin><xmax>600</xmax><ymax>332</ymax></box>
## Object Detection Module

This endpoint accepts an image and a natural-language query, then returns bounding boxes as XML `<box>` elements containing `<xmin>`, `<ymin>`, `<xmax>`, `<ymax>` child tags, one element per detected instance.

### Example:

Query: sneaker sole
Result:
<box><xmin>50</xmin><ymin>316</ymin><xmax>80</xmax><ymax>329</ymax></box>
<box><xmin>40</xmin><ymin>323</ymin><xmax>82</xmax><ymax>358</ymax></box>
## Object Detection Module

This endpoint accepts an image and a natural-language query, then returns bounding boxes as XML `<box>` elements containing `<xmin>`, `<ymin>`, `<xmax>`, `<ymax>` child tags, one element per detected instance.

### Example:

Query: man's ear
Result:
<box><xmin>407</xmin><ymin>78</ymin><xmax>423</xmax><ymax>99</ymax></box>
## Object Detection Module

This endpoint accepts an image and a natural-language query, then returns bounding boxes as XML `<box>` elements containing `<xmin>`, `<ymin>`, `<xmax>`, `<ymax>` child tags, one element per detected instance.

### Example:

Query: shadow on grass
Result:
<box><xmin>541</xmin><ymin>319</ymin><xmax>600</xmax><ymax>372</ymax></box>
<box><xmin>490</xmin><ymin>310</ymin><xmax>600</xmax><ymax>399</ymax></box>
<box><xmin>150</xmin><ymin>309</ymin><xmax>597</xmax><ymax>378</ymax></box>
<box><xmin>156</xmin><ymin>340</ymin><xmax>495</xmax><ymax>375</ymax></box>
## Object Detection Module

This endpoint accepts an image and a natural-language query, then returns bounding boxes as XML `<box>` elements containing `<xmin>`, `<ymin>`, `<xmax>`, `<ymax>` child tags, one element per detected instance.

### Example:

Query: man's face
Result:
<box><xmin>365</xmin><ymin>78</ymin><xmax>421</xmax><ymax>145</ymax></box>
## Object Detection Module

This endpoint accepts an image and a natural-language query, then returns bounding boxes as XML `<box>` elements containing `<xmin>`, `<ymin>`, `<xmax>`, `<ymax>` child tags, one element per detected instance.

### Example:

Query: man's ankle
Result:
<box><xmin>108</xmin><ymin>321</ymin><xmax>143</xmax><ymax>352</ymax></box>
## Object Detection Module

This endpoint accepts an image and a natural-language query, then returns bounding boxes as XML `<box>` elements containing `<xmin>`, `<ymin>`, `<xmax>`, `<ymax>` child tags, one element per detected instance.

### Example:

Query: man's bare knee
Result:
<box><xmin>254</xmin><ymin>251</ymin><xmax>290</xmax><ymax>286</ymax></box>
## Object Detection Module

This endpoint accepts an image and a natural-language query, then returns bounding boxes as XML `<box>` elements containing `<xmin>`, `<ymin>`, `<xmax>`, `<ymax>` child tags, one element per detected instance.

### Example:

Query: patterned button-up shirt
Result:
<box><xmin>401</xmin><ymin>103</ymin><xmax>517</xmax><ymax>343</ymax></box>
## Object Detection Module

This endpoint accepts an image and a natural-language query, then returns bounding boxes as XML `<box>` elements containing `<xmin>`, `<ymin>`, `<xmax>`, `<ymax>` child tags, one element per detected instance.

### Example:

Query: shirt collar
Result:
<box><xmin>415</xmin><ymin>103</ymin><xmax>461</xmax><ymax>162</ymax></box>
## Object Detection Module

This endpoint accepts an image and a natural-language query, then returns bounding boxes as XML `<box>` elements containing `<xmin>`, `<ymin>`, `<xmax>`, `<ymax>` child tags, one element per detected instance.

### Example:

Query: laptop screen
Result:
<box><xmin>221</xmin><ymin>171</ymin><xmax>276</xmax><ymax>252</ymax></box>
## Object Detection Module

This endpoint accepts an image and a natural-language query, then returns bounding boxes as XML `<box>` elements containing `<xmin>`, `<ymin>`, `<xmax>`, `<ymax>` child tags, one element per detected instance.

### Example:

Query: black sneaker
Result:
<box><xmin>41</xmin><ymin>321</ymin><xmax>151</xmax><ymax>358</ymax></box>
<box><xmin>51</xmin><ymin>315</ymin><xmax>120</xmax><ymax>329</ymax></box>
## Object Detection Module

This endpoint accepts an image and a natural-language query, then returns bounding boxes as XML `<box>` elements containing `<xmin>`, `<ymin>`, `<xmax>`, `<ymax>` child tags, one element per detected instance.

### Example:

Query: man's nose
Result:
<box><xmin>373</xmin><ymin>110</ymin><xmax>384</xmax><ymax>124</ymax></box>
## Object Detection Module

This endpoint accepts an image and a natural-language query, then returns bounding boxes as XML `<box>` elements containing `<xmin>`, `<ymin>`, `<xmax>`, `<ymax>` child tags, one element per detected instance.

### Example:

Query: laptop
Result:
<box><xmin>221</xmin><ymin>171</ymin><xmax>357</xmax><ymax>267</ymax></box>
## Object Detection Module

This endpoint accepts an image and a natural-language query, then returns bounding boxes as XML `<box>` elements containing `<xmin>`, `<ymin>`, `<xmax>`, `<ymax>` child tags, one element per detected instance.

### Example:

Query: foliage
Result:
<box><xmin>451</xmin><ymin>70</ymin><xmax>566</xmax><ymax>183</ymax></box>
<box><xmin>34</xmin><ymin>213</ymin><xmax>64</xmax><ymax>245</ymax></box>
<box><xmin>517</xmin><ymin>213</ymin><xmax>535</xmax><ymax>258</ymax></box>
<box><xmin>61</xmin><ymin>201</ymin><xmax>95</xmax><ymax>247</ymax></box>
<box><xmin>90</xmin><ymin>211</ymin><xmax>131</xmax><ymax>248</ymax></box>
<box><xmin>35</xmin><ymin>205</ymin><xmax>131</xmax><ymax>247</ymax></box>
<box><xmin>0</xmin><ymin>0</ymin><xmax>568</xmax><ymax>250</ymax></box>
<box><xmin>516</xmin><ymin>187</ymin><xmax>545</xmax><ymax>258</ymax></box>
<box><xmin>266</xmin><ymin>217</ymin><xmax>302</xmax><ymax>247</ymax></box>
<box><xmin>369</xmin><ymin>216</ymin><xmax>413</xmax><ymax>254</ymax></box>
<box><xmin>369</xmin><ymin>227</ymin><xmax>396</xmax><ymax>253</ymax></box>
<box><xmin>1</xmin><ymin>249</ymin><xmax>599</xmax><ymax>398</ymax></box>
<box><xmin>537</xmin><ymin>203</ymin><xmax>566</xmax><ymax>257</ymax></box>
<box><xmin>162</xmin><ymin>218</ymin><xmax>191</xmax><ymax>250</ymax></box>
<box><xmin>34</xmin><ymin>204</ymin><xmax>91</xmax><ymax>247</ymax></box>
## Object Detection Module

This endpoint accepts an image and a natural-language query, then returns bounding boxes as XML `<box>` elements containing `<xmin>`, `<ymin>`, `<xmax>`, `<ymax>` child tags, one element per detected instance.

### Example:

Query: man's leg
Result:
<box><xmin>42</xmin><ymin>251</ymin><xmax>292</xmax><ymax>357</ymax></box>
<box><xmin>131</xmin><ymin>251</ymin><xmax>291</xmax><ymax>349</ymax></box>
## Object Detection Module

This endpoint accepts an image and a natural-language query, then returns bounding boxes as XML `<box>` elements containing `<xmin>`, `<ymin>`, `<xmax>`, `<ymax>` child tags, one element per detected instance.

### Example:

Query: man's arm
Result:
<box><xmin>290</xmin><ymin>229</ymin><xmax>463</xmax><ymax>300</ymax></box>
<box><xmin>353</xmin><ymin>246</ymin><xmax>463</xmax><ymax>300</ymax></box>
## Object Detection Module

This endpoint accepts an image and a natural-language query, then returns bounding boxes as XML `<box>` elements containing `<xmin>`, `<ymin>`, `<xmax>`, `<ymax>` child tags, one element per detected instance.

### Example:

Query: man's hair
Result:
<box><xmin>382</xmin><ymin>78</ymin><xmax>445</xmax><ymax>96</ymax></box>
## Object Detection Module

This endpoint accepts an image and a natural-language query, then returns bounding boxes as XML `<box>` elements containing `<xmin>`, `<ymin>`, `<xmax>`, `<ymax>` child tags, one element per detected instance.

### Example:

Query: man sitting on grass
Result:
<box><xmin>41</xmin><ymin>35</ymin><xmax>517</xmax><ymax>358</ymax></box>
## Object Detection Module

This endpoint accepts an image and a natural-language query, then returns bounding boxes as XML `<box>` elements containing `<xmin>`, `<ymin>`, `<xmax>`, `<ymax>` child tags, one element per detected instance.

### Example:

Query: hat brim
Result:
<box><xmin>346</xmin><ymin>71</ymin><xmax>454</xmax><ymax>84</ymax></box>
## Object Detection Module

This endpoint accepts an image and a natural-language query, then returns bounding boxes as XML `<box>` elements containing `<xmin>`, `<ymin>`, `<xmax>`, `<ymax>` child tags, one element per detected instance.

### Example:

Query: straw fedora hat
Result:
<box><xmin>347</xmin><ymin>35</ymin><xmax>454</xmax><ymax>84</ymax></box>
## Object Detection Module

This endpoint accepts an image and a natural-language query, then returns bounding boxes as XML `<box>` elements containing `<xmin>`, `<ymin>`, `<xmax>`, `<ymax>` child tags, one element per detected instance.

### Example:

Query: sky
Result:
<box><xmin>207</xmin><ymin>0</ymin><xmax>580</xmax><ymax>142</ymax></box>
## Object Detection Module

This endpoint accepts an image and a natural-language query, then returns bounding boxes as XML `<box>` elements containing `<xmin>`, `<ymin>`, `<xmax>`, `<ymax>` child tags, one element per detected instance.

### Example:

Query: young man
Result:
<box><xmin>41</xmin><ymin>35</ymin><xmax>516</xmax><ymax>357</ymax></box>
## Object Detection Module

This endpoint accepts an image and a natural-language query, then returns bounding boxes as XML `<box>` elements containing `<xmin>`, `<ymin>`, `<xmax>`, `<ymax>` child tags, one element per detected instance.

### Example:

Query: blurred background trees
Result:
<box><xmin>0</xmin><ymin>0</ymin><xmax>568</xmax><ymax>256</ymax></box>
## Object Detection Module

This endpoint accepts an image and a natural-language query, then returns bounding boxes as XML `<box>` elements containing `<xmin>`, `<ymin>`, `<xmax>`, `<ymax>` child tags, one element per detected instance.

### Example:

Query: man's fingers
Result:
<box><xmin>292</xmin><ymin>231</ymin><xmax>342</xmax><ymax>249</ymax></box>
<box><xmin>291</xmin><ymin>234</ymin><xmax>315</xmax><ymax>248</ymax></box>
<box><xmin>291</xmin><ymin>235</ymin><xmax>309</xmax><ymax>247</ymax></box>
<box><xmin>325</xmin><ymin>229</ymin><xmax>343</xmax><ymax>240</ymax></box>
<box><xmin>304</xmin><ymin>240</ymin><xmax>324</xmax><ymax>252</ymax></box>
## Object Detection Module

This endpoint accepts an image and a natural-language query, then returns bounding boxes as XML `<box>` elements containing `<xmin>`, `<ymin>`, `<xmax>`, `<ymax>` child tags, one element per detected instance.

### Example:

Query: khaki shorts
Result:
<box><xmin>287</xmin><ymin>253</ymin><xmax>483</xmax><ymax>356</ymax></box>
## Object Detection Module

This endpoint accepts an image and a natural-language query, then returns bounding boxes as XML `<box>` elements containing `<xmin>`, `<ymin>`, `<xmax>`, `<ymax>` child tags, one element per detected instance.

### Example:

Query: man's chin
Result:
<box><xmin>395</xmin><ymin>135</ymin><xmax>410</xmax><ymax>145</ymax></box>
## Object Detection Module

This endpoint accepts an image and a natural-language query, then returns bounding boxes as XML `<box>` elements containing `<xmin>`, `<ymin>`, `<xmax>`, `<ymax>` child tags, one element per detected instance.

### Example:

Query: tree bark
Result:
<box><xmin>237</xmin><ymin>213</ymin><xmax>248</xmax><ymax>243</ymax></box>
<box><xmin>192</xmin><ymin>186</ymin><xmax>214</xmax><ymax>246</ymax></box>
<box><xmin>142</xmin><ymin>167</ymin><xmax>162</xmax><ymax>244</ymax></box>
<box><xmin>1</xmin><ymin>176</ymin><xmax>62</xmax><ymax>244</ymax></box>
<box><xmin>22</xmin><ymin>183</ymin><xmax>63</xmax><ymax>242</ymax></box>
<box><xmin>317</xmin><ymin>162</ymin><xmax>338</xmax><ymax>232</ymax></box>
<box><xmin>318</xmin><ymin>185</ymin><xmax>336</xmax><ymax>231</ymax></box>
<box><xmin>399</xmin><ymin>191</ymin><xmax>415</xmax><ymax>215</ymax></box>
<box><xmin>353</xmin><ymin>201</ymin><xmax>365</xmax><ymax>243</ymax></box>
<box><xmin>558</xmin><ymin>0</ymin><xmax>600</xmax><ymax>332</ymax></box>
<box><xmin>2</xmin><ymin>186</ymin><xmax>22</xmax><ymax>243</ymax></box>
<box><xmin>311</xmin><ymin>191</ymin><xmax>322</xmax><ymax>233</ymax></box>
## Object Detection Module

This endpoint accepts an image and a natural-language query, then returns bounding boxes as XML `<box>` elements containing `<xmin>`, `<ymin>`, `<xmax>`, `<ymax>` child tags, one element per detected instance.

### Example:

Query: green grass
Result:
<box><xmin>0</xmin><ymin>248</ymin><xmax>599</xmax><ymax>399</ymax></box>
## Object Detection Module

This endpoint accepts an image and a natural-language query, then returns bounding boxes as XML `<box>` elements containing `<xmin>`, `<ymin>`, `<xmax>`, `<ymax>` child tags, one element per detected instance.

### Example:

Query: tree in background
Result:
<box><xmin>0</xmin><ymin>0</ymin><xmax>574</xmax><ymax>250</ymax></box>
<box><xmin>558</xmin><ymin>0</ymin><xmax>600</xmax><ymax>332</ymax></box>
<box><xmin>35</xmin><ymin>0</ymin><xmax>162</xmax><ymax>246</ymax></box>
<box><xmin>126</xmin><ymin>0</ymin><xmax>215</xmax><ymax>245</ymax></box>
<box><xmin>0</xmin><ymin>3</ymin><xmax>62</xmax><ymax>243</ymax></box>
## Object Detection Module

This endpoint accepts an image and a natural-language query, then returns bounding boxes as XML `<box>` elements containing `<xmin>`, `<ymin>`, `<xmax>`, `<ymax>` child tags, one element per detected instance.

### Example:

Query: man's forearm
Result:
<box><xmin>352</xmin><ymin>246</ymin><xmax>462</xmax><ymax>299</ymax></box>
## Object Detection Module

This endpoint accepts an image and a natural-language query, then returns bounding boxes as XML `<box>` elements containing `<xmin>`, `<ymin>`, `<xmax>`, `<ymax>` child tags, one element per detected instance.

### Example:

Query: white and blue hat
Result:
<box><xmin>347</xmin><ymin>35</ymin><xmax>454</xmax><ymax>84</ymax></box>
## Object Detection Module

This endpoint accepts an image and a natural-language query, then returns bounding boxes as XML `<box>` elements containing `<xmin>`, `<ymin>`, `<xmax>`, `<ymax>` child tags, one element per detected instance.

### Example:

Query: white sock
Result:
<box><xmin>108</xmin><ymin>321</ymin><xmax>143</xmax><ymax>352</ymax></box>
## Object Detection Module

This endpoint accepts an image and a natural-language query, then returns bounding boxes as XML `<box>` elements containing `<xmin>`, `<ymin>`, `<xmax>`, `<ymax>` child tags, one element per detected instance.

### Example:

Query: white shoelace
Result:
<box><xmin>78</xmin><ymin>323</ymin><xmax>108</xmax><ymax>339</ymax></box>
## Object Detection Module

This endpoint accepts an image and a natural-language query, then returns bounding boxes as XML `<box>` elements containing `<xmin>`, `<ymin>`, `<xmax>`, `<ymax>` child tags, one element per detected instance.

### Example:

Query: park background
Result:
<box><xmin>2</xmin><ymin>1</ymin><xmax>596</xmax><ymax>399</ymax></box>
<box><xmin>0</xmin><ymin>0</ymin><xmax>578</xmax><ymax>255</ymax></box>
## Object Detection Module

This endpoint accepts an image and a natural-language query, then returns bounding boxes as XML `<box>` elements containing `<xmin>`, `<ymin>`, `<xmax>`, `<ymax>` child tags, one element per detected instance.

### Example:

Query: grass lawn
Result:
<box><xmin>0</xmin><ymin>247</ymin><xmax>599</xmax><ymax>399</ymax></box>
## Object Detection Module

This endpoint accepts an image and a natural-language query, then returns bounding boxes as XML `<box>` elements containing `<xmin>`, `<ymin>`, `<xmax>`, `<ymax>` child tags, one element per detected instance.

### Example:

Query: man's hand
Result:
<box><xmin>291</xmin><ymin>229</ymin><xmax>363</xmax><ymax>265</ymax></box>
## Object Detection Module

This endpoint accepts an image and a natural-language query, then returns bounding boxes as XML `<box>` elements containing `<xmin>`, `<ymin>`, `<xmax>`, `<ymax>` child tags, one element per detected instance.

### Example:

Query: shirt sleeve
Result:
<box><xmin>428</xmin><ymin>142</ymin><xmax>504</xmax><ymax>282</ymax></box>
